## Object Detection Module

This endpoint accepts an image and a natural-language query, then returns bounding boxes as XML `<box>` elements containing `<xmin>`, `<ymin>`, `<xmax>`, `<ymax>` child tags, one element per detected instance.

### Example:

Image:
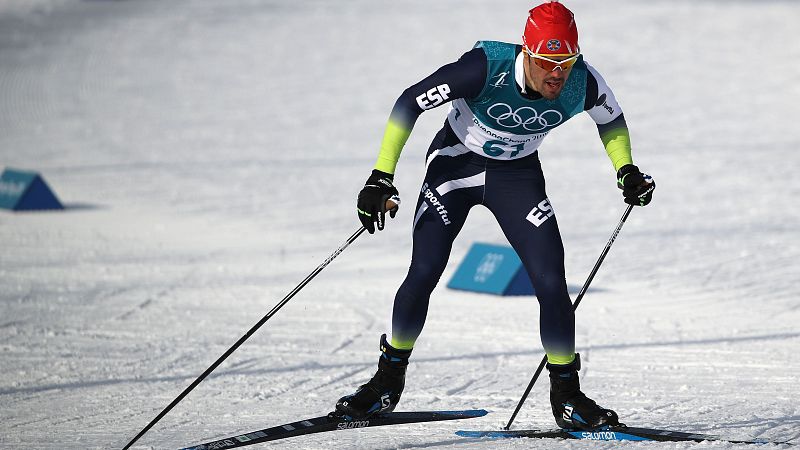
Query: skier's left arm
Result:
<box><xmin>584</xmin><ymin>63</ymin><xmax>655</xmax><ymax>206</ymax></box>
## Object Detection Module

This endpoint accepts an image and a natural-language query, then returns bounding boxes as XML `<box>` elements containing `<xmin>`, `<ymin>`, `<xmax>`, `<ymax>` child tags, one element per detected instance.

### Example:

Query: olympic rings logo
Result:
<box><xmin>486</xmin><ymin>103</ymin><xmax>563</xmax><ymax>132</ymax></box>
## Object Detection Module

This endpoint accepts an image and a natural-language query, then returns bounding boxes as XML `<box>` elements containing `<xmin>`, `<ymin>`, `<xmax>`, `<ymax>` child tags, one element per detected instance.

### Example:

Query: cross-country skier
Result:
<box><xmin>336</xmin><ymin>0</ymin><xmax>655</xmax><ymax>431</ymax></box>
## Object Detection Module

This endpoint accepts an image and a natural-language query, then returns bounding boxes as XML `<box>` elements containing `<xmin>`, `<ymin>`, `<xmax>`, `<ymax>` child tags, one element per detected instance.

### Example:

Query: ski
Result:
<box><xmin>456</xmin><ymin>425</ymin><xmax>793</xmax><ymax>445</ymax></box>
<box><xmin>180</xmin><ymin>409</ymin><xmax>488</xmax><ymax>449</ymax></box>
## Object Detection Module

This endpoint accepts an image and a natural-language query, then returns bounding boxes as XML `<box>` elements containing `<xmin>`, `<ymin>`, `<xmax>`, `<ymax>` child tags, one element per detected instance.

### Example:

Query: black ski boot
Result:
<box><xmin>548</xmin><ymin>354</ymin><xmax>620</xmax><ymax>430</ymax></box>
<box><xmin>335</xmin><ymin>334</ymin><xmax>411</xmax><ymax>419</ymax></box>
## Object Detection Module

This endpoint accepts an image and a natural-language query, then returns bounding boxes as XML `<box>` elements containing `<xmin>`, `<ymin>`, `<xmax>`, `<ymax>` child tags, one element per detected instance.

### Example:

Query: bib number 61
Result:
<box><xmin>482</xmin><ymin>140</ymin><xmax>525</xmax><ymax>158</ymax></box>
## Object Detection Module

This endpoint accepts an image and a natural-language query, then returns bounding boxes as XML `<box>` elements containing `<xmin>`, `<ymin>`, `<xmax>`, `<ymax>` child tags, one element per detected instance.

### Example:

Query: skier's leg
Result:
<box><xmin>336</xmin><ymin>126</ymin><xmax>482</xmax><ymax>418</ymax></box>
<box><xmin>484</xmin><ymin>155</ymin><xmax>574</xmax><ymax>363</ymax></box>
<box><xmin>388</xmin><ymin>179</ymin><xmax>474</xmax><ymax>350</ymax></box>
<box><xmin>485</xmin><ymin>155</ymin><xmax>620</xmax><ymax>430</ymax></box>
<box><xmin>388</xmin><ymin>125</ymin><xmax>482</xmax><ymax>350</ymax></box>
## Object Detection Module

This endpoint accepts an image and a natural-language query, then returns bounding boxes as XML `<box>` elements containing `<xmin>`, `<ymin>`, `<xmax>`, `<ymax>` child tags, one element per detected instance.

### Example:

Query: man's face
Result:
<box><xmin>523</xmin><ymin>52</ymin><xmax>577</xmax><ymax>100</ymax></box>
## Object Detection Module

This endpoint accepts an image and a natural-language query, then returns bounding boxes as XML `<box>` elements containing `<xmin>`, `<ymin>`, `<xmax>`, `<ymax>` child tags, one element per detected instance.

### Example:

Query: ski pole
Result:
<box><xmin>504</xmin><ymin>204</ymin><xmax>634</xmax><ymax>431</ymax></box>
<box><xmin>122</xmin><ymin>198</ymin><xmax>399</xmax><ymax>449</ymax></box>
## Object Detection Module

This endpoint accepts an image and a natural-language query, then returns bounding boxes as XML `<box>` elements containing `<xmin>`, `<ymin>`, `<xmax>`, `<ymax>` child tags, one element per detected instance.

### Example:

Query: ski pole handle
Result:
<box><xmin>385</xmin><ymin>194</ymin><xmax>401</xmax><ymax>214</ymax></box>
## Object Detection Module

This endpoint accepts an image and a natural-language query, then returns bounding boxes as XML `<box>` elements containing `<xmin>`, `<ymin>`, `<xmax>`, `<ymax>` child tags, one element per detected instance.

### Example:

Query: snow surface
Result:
<box><xmin>1</xmin><ymin>0</ymin><xmax>798</xmax><ymax>449</ymax></box>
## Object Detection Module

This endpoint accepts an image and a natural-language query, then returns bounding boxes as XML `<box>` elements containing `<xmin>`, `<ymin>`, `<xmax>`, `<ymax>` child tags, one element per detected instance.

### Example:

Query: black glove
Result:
<box><xmin>617</xmin><ymin>164</ymin><xmax>655</xmax><ymax>206</ymax></box>
<box><xmin>357</xmin><ymin>169</ymin><xmax>399</xmax><ymax>233</ymax></box>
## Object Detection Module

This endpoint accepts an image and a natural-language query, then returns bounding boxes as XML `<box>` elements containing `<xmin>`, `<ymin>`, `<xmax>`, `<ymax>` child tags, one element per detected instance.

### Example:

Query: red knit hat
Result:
<box><xmin>523</xmin><ymin>1</ymin><xmax>579</xmax><ymax>55</ymax></box>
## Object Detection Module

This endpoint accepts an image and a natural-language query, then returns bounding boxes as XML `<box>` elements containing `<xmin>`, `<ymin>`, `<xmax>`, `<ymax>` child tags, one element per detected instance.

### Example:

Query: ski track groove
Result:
<box><xmin>444</xmin><ymin>379</ymin><xmax>476</xmax><ymax>397</ymax></box>
<box><xmin>329</xmin><ymin>336</ymin><xmax>358</xmax><ymax>355</ymax></box>
<box><xmin>0</xmin><ymin>320</ymin><xmax>25</xmax><ymax>330</ymax></box>
<box><xmin>221</xmin><ymin>357</ymin><xmax>261</xmax><ymax>373</ymax></box>
<box><xmin>330</xmin><ymin>298</ymin><xmax>384</xmax><ymax>355</ymax></box>
<box><xmin>111</xmin><ymin>250</ymin><xmax>224</xmax><ymax>321</ymax></box>
<box><xmin>307</xmin><ymin>365</ymin><xmax>373</xmax><ymax>394</ymax></box>
<box><xmin>263</xmin><ymin>378</ymin><xmax>313</xmax><ymax>403</ymax></box>
<box><xmin>113</xmin><ymin>283</ymin><xmax>180</xmax><ymax>322</ymax></box>
<box><xmin>5</xmin><ymin>416</ymin><xmax>51</xmax><ymax>430</ymax></box>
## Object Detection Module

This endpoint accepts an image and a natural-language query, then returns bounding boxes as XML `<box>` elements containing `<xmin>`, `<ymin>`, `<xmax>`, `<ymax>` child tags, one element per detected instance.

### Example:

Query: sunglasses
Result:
<box><xmin>525</xmin><ymin>48</ymin><xmax>580</xmax><ymax>72</ymax></box>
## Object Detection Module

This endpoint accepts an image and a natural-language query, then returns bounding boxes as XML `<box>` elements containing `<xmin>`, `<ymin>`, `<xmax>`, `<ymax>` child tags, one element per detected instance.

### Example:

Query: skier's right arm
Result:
<box><xmin>373</xmin><ymin>47</ymin><xmax>487</xmax><ymax>175</ymax></box>
<box><xmin>375</xmin><ymin>48</ymin><xmax>487</xmax><ymax>174</ymax></box>
<box><xmin>358</xmin><ymin>48</ymin><xmax>487</xmax><ymax>233</ymax></box>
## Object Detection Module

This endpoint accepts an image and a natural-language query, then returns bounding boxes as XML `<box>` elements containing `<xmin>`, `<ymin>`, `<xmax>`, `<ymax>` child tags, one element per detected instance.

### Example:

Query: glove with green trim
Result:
<box><xmin>617</xmin><ymin>164</ymin><xmax>655</xmax><ymax>206</ymax></box>
<box><xmin>357</xmin><ymin>169</ymin><xmax>399</xmax><ymax>233</ymax></box>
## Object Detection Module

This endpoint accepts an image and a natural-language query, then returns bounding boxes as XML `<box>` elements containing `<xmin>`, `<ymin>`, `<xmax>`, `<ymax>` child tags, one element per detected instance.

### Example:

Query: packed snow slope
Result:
<box><xmin>1</xmin><ymin>0</ymin><xmax>798</xmax><ymax>449</ymax></box>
